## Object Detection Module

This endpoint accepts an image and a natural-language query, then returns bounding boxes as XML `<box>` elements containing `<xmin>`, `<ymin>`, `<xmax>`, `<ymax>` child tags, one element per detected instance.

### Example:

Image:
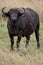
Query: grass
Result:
<box><xmin>0</xmin><ymin>20</ymin><xmax>43</xmax><ymax>65</ymax></box>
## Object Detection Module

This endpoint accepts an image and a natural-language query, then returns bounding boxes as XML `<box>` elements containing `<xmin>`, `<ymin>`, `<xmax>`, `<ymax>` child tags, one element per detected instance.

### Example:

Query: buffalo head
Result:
<box><xmin>2</xmin><ymin>7</ymin><xmax>24</xmax><ymax>22</ymax></box>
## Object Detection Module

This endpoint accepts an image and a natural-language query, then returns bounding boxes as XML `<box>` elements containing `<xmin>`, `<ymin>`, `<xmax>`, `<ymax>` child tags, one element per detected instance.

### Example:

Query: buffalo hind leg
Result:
<box><xmin>25</xmin><ymin>36</ymin><xmax>30</xmax><ymax>48</ymax></box>
<box><xmin>16</xmin><ymin>36</ymin><xmax>21</xmax><ymax>49</ymax></box>
<box><xmin>35</xmin><ymin>23</ymin><xmax>40</xmax><ymax>49</ymax></box>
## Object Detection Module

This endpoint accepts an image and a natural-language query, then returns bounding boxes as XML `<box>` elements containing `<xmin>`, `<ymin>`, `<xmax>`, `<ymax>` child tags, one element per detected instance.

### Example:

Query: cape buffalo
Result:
<box><xmin>2</xmin><ymin>7</ymin><xmax>40</xmax><ymax>50</ymax></box>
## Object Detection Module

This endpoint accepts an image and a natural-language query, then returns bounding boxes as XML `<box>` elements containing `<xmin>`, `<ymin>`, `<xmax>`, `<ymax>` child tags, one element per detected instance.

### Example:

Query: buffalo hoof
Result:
<box><xmin>16</xmin><ymin>44</ymin><xmax>20</xmax><ymax>50</ymax></box>
<box><xmin>37</xmin><ymin>44</ymin><xmax>40</xmax><ymax>49</ymax></box>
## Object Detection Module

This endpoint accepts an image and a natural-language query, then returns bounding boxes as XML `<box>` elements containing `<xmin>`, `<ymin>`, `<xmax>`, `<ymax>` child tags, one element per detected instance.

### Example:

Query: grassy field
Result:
<box><xmin>0</xmin><ymin>0</ymin><xmax>43</xmax><ymax>65</ymax></box>
<box><xmin>0</xmin><ymin>19</ymin><xmax>43</xmax><ymax>65</ymax></box>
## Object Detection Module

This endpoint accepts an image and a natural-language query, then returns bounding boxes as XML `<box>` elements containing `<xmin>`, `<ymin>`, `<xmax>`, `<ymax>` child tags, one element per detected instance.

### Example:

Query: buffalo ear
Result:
<box><xmin>18</xmin><ymin>8</ymin><xmax>24</xmax><ymax>16</ymax></box>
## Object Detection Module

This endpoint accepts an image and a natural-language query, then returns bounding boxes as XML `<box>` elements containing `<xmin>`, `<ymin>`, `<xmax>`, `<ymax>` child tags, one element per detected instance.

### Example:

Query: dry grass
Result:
<box><xmin>0</xmin><ymin>47</ymin><xmax>43</xmax><ymax>65</ymax></box>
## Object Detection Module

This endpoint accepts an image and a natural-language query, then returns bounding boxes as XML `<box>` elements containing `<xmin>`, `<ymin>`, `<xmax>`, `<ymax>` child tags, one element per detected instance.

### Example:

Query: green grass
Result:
<box><xmin>0</xmin><ymin>21</ymin><xmax>43</xmax><ymax>65</ymax></box>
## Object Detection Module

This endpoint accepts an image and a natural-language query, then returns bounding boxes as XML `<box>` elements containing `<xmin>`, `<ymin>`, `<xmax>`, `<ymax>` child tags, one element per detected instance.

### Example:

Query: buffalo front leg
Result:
<box><xmin>25</xmin><ymin>36</ymin><xmax>30</xmax><ymax>48</ymax></box>
<box><xmin>10</xmin><ymin>36</ymin><xmax>14</xmax><ymax>50</ymax></box>
<box><xmin>16</xmin><ymin>36</ymin><xmax>21</xmax><ymax>49</ymax></box>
